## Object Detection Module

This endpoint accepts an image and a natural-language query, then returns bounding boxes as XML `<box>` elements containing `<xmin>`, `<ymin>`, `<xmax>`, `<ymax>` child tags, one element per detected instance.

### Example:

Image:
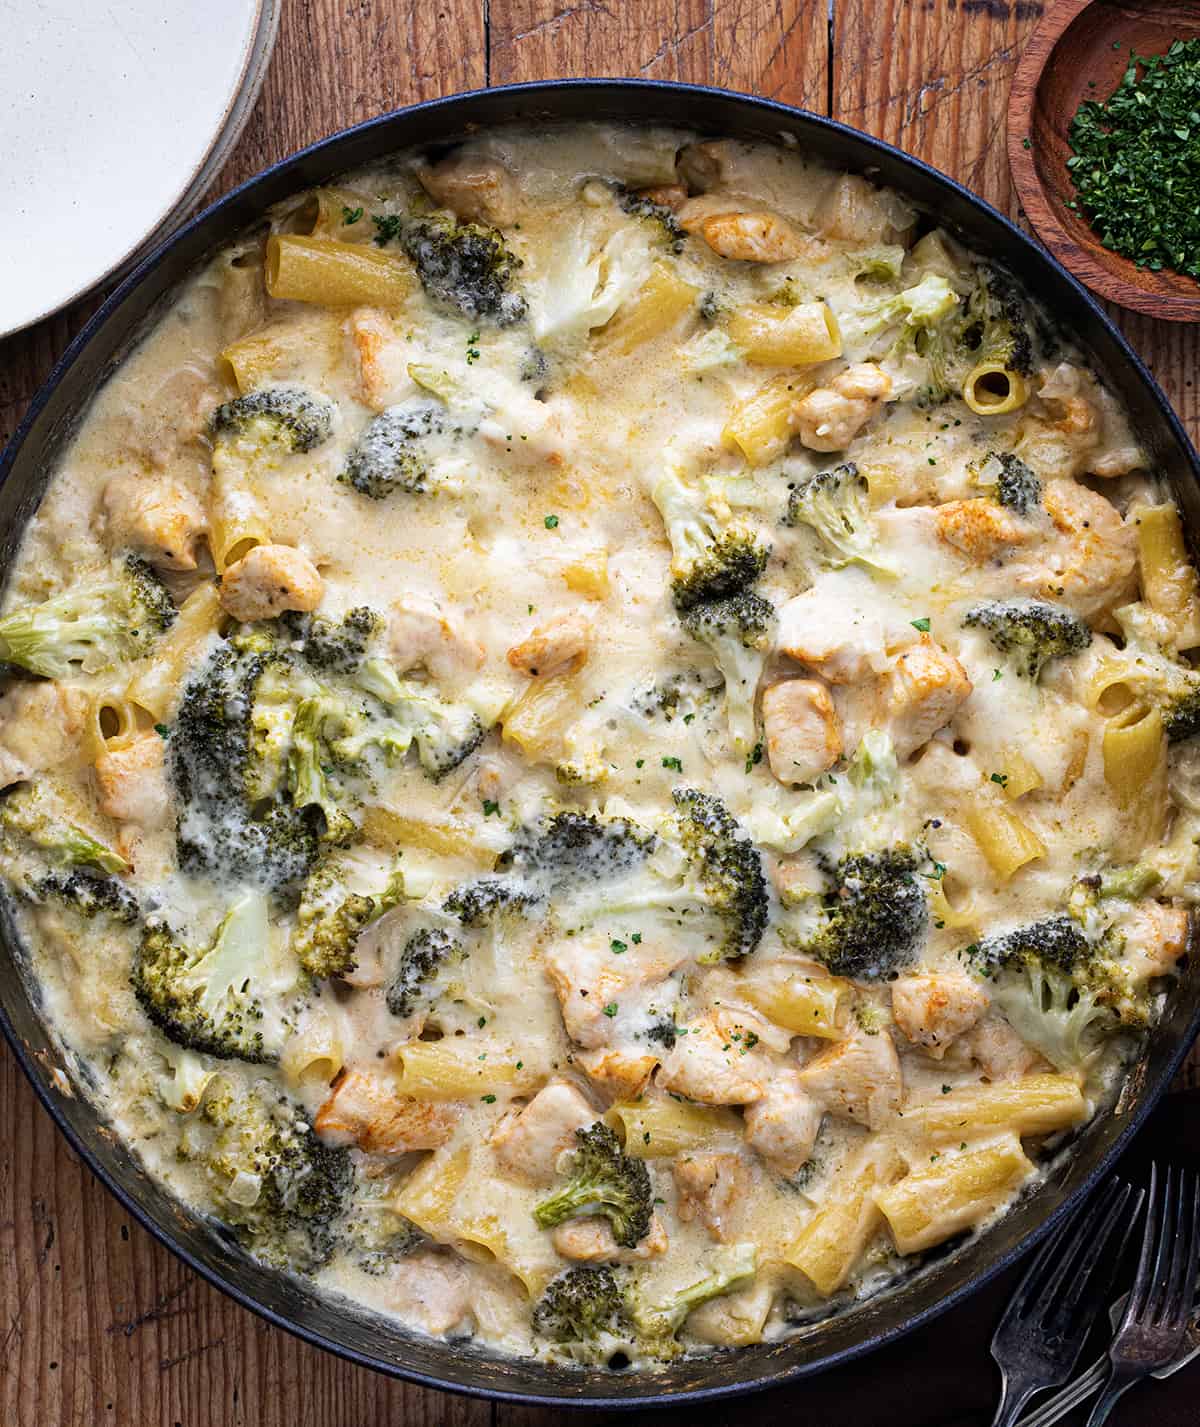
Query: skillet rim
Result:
<box><xmin>2</xmin><ymin>77</ymin><xmax>1200</xmax><ymax>1410</ymax></box>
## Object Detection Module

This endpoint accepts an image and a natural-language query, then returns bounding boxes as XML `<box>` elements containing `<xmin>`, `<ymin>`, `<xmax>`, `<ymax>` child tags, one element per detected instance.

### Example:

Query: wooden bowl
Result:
<box><xmin>1008</xmin><ymin>0</ymin><xmax>1200</xmax><ymax>321</ymax></box>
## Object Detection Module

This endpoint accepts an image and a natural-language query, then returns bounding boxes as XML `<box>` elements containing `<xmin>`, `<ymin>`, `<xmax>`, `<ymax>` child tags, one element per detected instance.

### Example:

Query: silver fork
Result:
<box><xmin>1083</xmin><ymin>1164</ymin><xmax>1200</xmax><ymax>1427</ymax></box>
<box><xmin>990</xmin><ymin>1177</ymin><xmax>1144</xmax><ymax>1427</ymax></box>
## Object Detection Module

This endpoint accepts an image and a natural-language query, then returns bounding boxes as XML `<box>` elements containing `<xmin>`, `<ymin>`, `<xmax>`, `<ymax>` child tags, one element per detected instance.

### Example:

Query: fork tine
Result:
<box><xmin>1147</xmin><ymin>1166</ymin><xmax>1181</xmax><ymax>1325</ymax></box>
<box><xmin>1118</xmin><ymin>1162</ymin><xmax>1160</xmax><ymax>1332</ymax></box>
<box><xmin>1045</xmin><ymin>1181</ymin><xmax>1138</xmax><ymax>1332</ymax></box>
<box><xmin>1160</xmin><ymin>1171</ymin><xmax>1200</xmax><ymax>1330</ymax></box>
<box><xmin>1003</xmin><ymin>1178</ymin><xmax>1121</xmax><ymax>1321</ymax></box>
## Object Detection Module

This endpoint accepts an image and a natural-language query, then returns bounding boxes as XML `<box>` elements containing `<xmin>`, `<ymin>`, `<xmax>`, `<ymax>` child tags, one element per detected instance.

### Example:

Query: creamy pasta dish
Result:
<box><xmin>2</xmin><ymin>123</ymin><xmax>1198</xmax><ymax>1369</ymax></box>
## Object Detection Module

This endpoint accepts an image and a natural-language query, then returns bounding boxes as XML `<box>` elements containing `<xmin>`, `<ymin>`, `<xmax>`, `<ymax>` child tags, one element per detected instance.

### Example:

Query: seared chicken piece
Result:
<box><xmin>891</xmin><ymin>973</ymin><xmax>988</xmax><ymax>1059</ymax></box>
<box><xmin>1020</xmin><ymin>479</ymin><xmax>1136</xmax><ymax>618</ymax></box>
<box><xmin>672</xmin><ymin>1152</ymin><xmax>749</xmax><ymax>1241</ymax></box>
<box><xmin>791</xmin><ymin>363</ymin><xmax>892</xmax><ymax>452</ymax></box>
<box><xmin>962</xmin><ymin>1012</ymin><xmax>1043</xmax><ymax>1081</ymax></box>
<box><xmin>743</xmin><ymin>1069</ymin><xmax>823</xmax><ymax>1176</ymax></box>
<box><xmin>762</xmin><ymin>678</ymin><xmax>842</xmax><ymax>784</ymax></box>
<box><xmin>777</xmin><ymin>584</ymin><xmax>893</xmax><ymax>684</ymax></box>
<box><xmin>417</xmin><ymin>152</ymin><xmax>519</xmax><ymax>228</ymax></box>
<box><xmin>390</xmin><ymin>595</ymin><xmax>484</xmax><ymax>683</ymax></box>
<box><xmin>877</xmin><ymin>636</ymin><xmax>972</xmax><ymax>759</ymax></box>
<box><xmin>552</xmin><ymin>1212</ymin><xmax>668</xmax><ymax>1263</ymax></box>
<box><xmin>655</xmin><ymin>1014</ymin><xmax>765</xmax><ymax>1105</ymax></box>
<box><xmin>700</xmin><ymin>211</ymin><xmax>805</xmax><ymax>263</ymax></box>
<box><xmin>573</xmin><ymin>1047</ymin><xmax>658</xmax><ymax>1100</ymax></box>
<box><xmin>934</xmin><ymin>499</ymin><xmax>1036</xmax><ymax>563</ymax></box>
<box><xmin>314</xmin><ymin>1070</ymin><xmax>459</xmax><ymax>1154</ymax></box>
<box><xmin>507</xmin><ymin>611</ymin><xmax>592</xmax><ymax>677</ymax></box>
<box><xmin>94</xmin><ymin>732</ymin><xmax>169</xmax><ymax>827</ymax></box>
<box><xmin>490</xmin><ymin>1080</ymin><xmax>596</xmax><ymax>1185</ymax></box>
<box><xmin>797</xmin><ymin>1028</ymin><xmax>903</xmax><ymax>1129</ymax></box>
<box><xmin>219</xmin><ymin>544</ymin><xmax>323</xmax><ymax>622</ymax></box>
<box><xmin>102</xmin><ymin>472</ymin><xmax>207</xmax><ymax>571</ymax></box>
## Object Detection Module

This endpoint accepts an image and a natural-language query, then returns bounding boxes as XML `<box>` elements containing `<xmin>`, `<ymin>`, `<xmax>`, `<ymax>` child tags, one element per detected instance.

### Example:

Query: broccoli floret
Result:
<box><xmin>533</xmin><ymin>1122</ymin><xmax>652</xmax><ymax>1248</ymax></box>
<box><xmin>189</xmin><ymin>1079</ymin><xmax>351</xmax><ymax>1271</ymax></box>
<box><xmin>385</xmin><ymin>926</ymin><xmax>465</xmax><ymax>1017</ymax></box>
<box><xmin>963</xmin><ymin>599</ymin><xmax>1092</xmax><ymax>680</ymax></box>
<box><xmin>564</xmin><ymin>790</ymin><xmax>767</xmax><ymax>964</ymax></box>
<box><xmin>350</xmin><ymin>658</ymin><xmax>486</xmax><ymax>778</ymax></box>
<box><xmin>501</xmin><ymin>811</ymin><xmax>655</xmax><ymax>887</ymax></box>
<box><xmin>981</xmin><ymin>451</ymin><xmax>1041</xmax><ymax>515</ymax></box>
<box><xmin>965</xmin><ymin>915</ymin><xmax>1123</xmax><ymax>1069</ymax></box>
<box><xmin>680</xmin><ymin>591</ymin><xmax>776</xmax><ymax>754</ymax></box>
<box><xmin>785</xmin><ymin>462</ymin><xmax>892</xmax><ymax>576</ymax></box>
<box><xmin>210</xmin><ymin>385</ymin><xmax>335</xmax><ymax>454</ymax></box>
<box><xmin>614</xmin><ymin>184</ymin><xmax>686</xmax><ymax>253</ymax></box>
<box><xmin>672</xmin><ymin>788</ymin><xmax>769</xmax><ymax>962</ymax></box>
<box><xmin>33</xmin><ymin>869</ymin><xmax>139</xmax><ymax>922</ymax></box>
<box><xmin>293</xmin><ymin>858</ymin><xmax>406</xmax><ymax>980</ymax></box>
<box><xmin>1163</xmin><ymin>678</ymin><xmax>1200</xmax><ymax>742</ymax></box>
<box><xmin>339</xmin><ymin>403</ymin><xmax>445</xmax><ymax>498</ymax></box>
<box><xmin>171</xmin><ymin>639</ymin><xmax>323</xmax><ymax>888</ymax></box>
<box><xmin>531</xmin><ymin>1265</ymin><xmax>631</xmax><ymax>1364</ymax></box>
<box><xmin>343</xmin><ymin>1175</ymin><xmax>424</xmax><ymax>1273</ymax></box>
<box><xmin>0</xmin><ymin>782</ymin><xmax>129</xmax><ymax>874</ymax></box>
<box><xmin>443</xmin><ymin>877</ymin><xmax>541</xmax><ymax>927</ymax></box>
<box><xmin>281</xmin><ymin>606</ymin><xmax>381</xmax><ymax>674</ymax></box>
<box><xmin>643</xmin><ymin>1018</ymin><xmax>679</xmax><ymax>1050</ymax></box>
<box><xmin>132</xmin><ymin>894</ymin><xmax>283</xmax><ymax>1063</ymax></box>
<box><xmin>627</xmin><ymin>1243</ymin><xmax>758</xmax><ymax>1357</ymax></box>
<box><xmin>840</xmin><ymin>273</ymin><xmax>960</xmax><ymax>354</ymax></box>
<box><xmin>805</xmin><ymin>846</ymin><xmax>927</xmax><ymax>980</ymax></box>
<box><xmin>650</xmin><ymin>463</ymin><xmax>769</xmax><ymax>610</ymax></box>
<box><xmin>0</xmin><ymin>556</ymin><xmax>175</xmax><ymax>679</ymax></box>
<box><xmin>627</xmin><ymin>670</ymin><xmax>720</xmax><ymax>724</ymax></box>
<box><xmin>377</xmin><ymin>211</ymin><xmax>526</xmax><ymax>325</ymax></box>
<box><xmin>287</xmin><ymin>694</ymin><xmax>362</xmax><ymax>845</ymax></box>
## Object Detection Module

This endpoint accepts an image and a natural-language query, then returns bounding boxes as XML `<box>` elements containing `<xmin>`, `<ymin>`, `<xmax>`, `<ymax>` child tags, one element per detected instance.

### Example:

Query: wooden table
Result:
<box><xmin>2</xmin><ymin>3</ymin><xmax>1199</xmax><ymax>1423</ymax></box>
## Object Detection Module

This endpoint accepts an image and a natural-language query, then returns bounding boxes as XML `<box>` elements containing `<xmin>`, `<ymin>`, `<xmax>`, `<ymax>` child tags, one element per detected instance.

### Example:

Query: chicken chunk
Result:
<box><xmin>1019</xmin><ymin>479</ymin><xmax>1136</xmax><ymax>618</ymax></box>
<box><xmin>0</xmin><ymin>681</ymin><xmax>88</xmax><ymax>781</ymax></box>
<box><xmin>655</xmin><ymin>1014</ymin><xmax>765</xmax><ymax>1105</ymax></box>
<box><xmin>797</xmin><ymin>1028</ymin><xmax>902</xmax><ymax>1129</ymax></box>
<box><xmin>791</xmin><ymin>364</ymin><xmax>892</xmax><ymax>453</ymax></box>
<box><xmin>817</xmin><ymin>173</ymin><xmax>909</xmax><ymax>244</ymax></box>
<box><xmin>890</xmin><ymin>973</ymin><xmax>988</xmax><ymax>1059</ymax></box>
<box><xmin>551</xmin><ymin>1212</ymin><xmax>668</xmax><ymax>1263</ymax></box>
<box><xmin>543</xmin><ymin>941</ymin><xmax>682</xmax><ymax>1050</ymax></box>
<box><xmin>962</xmin><ymin>1012</ymin><xmax>1043</xmax><ymax>1081</ymax></box>
<box><xmin>219</xmin><ymin>543</ymin><xmax>323</xmax><ymax>622</ymax></box>
<box><xmin>743</xmin><ymin>1070</ymin><xmax>823</xmax><ymax>1177</ymax></box>
<box><xmin>507</xmin><ymin>612</ymin><xmax>591</xmax><ymax>678</ymax></box>
<box><xmin>390</xmin><ymin>595</ymin><xmax>485</xmax><ymax>684</ymax></box>
<box><xmin>94</xmin><ymin>732</ymin><xmax>169</xmax><ymax>827</ymax></box>
<box><xmin>700</xmin><ymin>211</ymin><xmax>805</xmax><ymax>263</ymax></box>
<box><xmin>417</xmin><ymin>152</ymin><xmax>519</xmax><ymax>228</ymax></box>
<box><xmin>762</xmin><ymin>678</ymin><xmax>842</xmax><ymax>785</ymax></box>
<box><xmin>384</xmin><ymin>1252</ymin><xmax>473</xmax><ymax>1336</ymax></box>
<box><xmin>573</xmin><ymin>1047</ymin><xmax>658</xmax><ymax>1100</ymax></box>
<box><xmin>673</xmin><ymin>1152</ymin><xmax>749</xmax><ymax>1241</ymax></box>
<box><xmin>489</xmin><ymin>1080</ymin><xmax>596</xmax><ymax>1185</ymax></box>
<box><xmin>934</xmin><ymin>499</ymin><xmax>1036</xmax><ymax>563</ymax></box>
<box><xmin>347</xmin><ymin>306</ymin><xmax>401</xmax><ymax>411</ymax></box>
<box><xmin>877</xmin><ymin>636</ymin><xmax>972</xmax><ymax>759</ymax></box>
<box><xmin>102</xmin><ymin>472</ymin><xmax>207</xmax><ymax>571</ymax></box>
<box><xmin>776</xmin><ymin>582</ymin><xmax>895</xmax><ymax>684</ymax></box>
<box><xmin>314</xmin><ymin>1070</ymin><xmax>459</xmax><ymax>1154</ymax></box>
<box><xmin>1120</xmin><ymin>901</ymin><xmax>1190</xmax><ymax>982</ymax></box>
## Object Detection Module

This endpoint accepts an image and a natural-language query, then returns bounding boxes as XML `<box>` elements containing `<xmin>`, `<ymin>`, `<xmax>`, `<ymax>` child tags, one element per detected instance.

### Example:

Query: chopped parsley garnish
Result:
<box><xmin>1067</xmin><ymin>39</ymin><xmax>1200</xmax><ymax>280</ymax></box>
<box><xmin>544</xmin><ymin>514</ymin><xmax>559</xmax><ymax>529</ymax></box>
<box><xmin>482</xmin><ymin>798</ymin><xmax>500</xmax><ymax>817</ymax></box>
<box><xmin>745</xmin><ymin>740</ymin><xmax>764</xmax><ymax>774</ymax></box>
<box><xmin>154</xmin><ymin>723</ymin><xmax>170</xmax><ymax>739</ymax></box>
<box><xmin>341</xmin><ymin>205</ymin><xmax>364</xmax><ymax>225</ymax></box>
<box><xmin>610</xmin><ymin>939</ymin><xmax>627</xmax><ymax>955</ymax></box>
<box><xmin>602</xmin><ymin>1002</ymin><xmax>619</xmax><ymax>1018</ymax></box>
<box><xmin>662</xmin><ymin>756</ymin><xmax>683</xmax><ymax>772</ymax></box>
<box><xmin>990</xmin><ymin>771</ymin><xmax>1009</xmax><ymax>788</ymax></box>
<box><xmin>911</xmin><ymin>617</ymin><xmax>931</xmax><ymax>633</ymax></box>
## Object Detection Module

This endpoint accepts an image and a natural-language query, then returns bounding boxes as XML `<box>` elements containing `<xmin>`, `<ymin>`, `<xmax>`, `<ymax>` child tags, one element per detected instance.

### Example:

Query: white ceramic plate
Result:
<box><xmin>0</xmin><ymin>0</ymin><xmax>276</xmax><ymax>338</ymax></box>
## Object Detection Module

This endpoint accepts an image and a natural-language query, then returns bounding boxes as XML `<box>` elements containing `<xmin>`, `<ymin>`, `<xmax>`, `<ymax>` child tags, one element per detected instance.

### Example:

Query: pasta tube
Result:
<box><xmin>266</xmin><ymin>234</ymin><xmax>411</xmax><ymax>310</ymax></box>
<box><xmin>726</xmin><ymin>301</ymin><xmax>842</xmax><ymax>367</ymax></box>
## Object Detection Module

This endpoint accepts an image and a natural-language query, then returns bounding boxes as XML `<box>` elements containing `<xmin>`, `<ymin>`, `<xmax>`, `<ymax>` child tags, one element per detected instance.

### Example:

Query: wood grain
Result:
<box><xmin>1</xmin><ymin>2</ymin><xmax>1199</xmax><ymax>1423</ymax></box>
<box><xmin>1008</xmin><ymin>0</ymin><xmax>1200</xmax><ymax>321</ymax></box>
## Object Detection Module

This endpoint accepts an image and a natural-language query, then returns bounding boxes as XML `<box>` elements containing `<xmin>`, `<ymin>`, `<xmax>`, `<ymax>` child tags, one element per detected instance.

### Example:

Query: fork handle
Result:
<box><xmin>1083</xmin><ymin>1370</ymin><xmax>1138</xmax><ymax>1427</ymax></box>
<box><xmin>990</xmin><ymin>1383</ymin><xmax>1037</xmax><ymax>1427</ymax></box>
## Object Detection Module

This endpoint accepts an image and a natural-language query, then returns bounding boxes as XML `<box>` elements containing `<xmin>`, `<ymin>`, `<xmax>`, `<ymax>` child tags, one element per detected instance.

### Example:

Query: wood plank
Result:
<box><xmin>491</xmin><ymin>0</ymin><xmax>828</xmax><ymax>109</ymax></box>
